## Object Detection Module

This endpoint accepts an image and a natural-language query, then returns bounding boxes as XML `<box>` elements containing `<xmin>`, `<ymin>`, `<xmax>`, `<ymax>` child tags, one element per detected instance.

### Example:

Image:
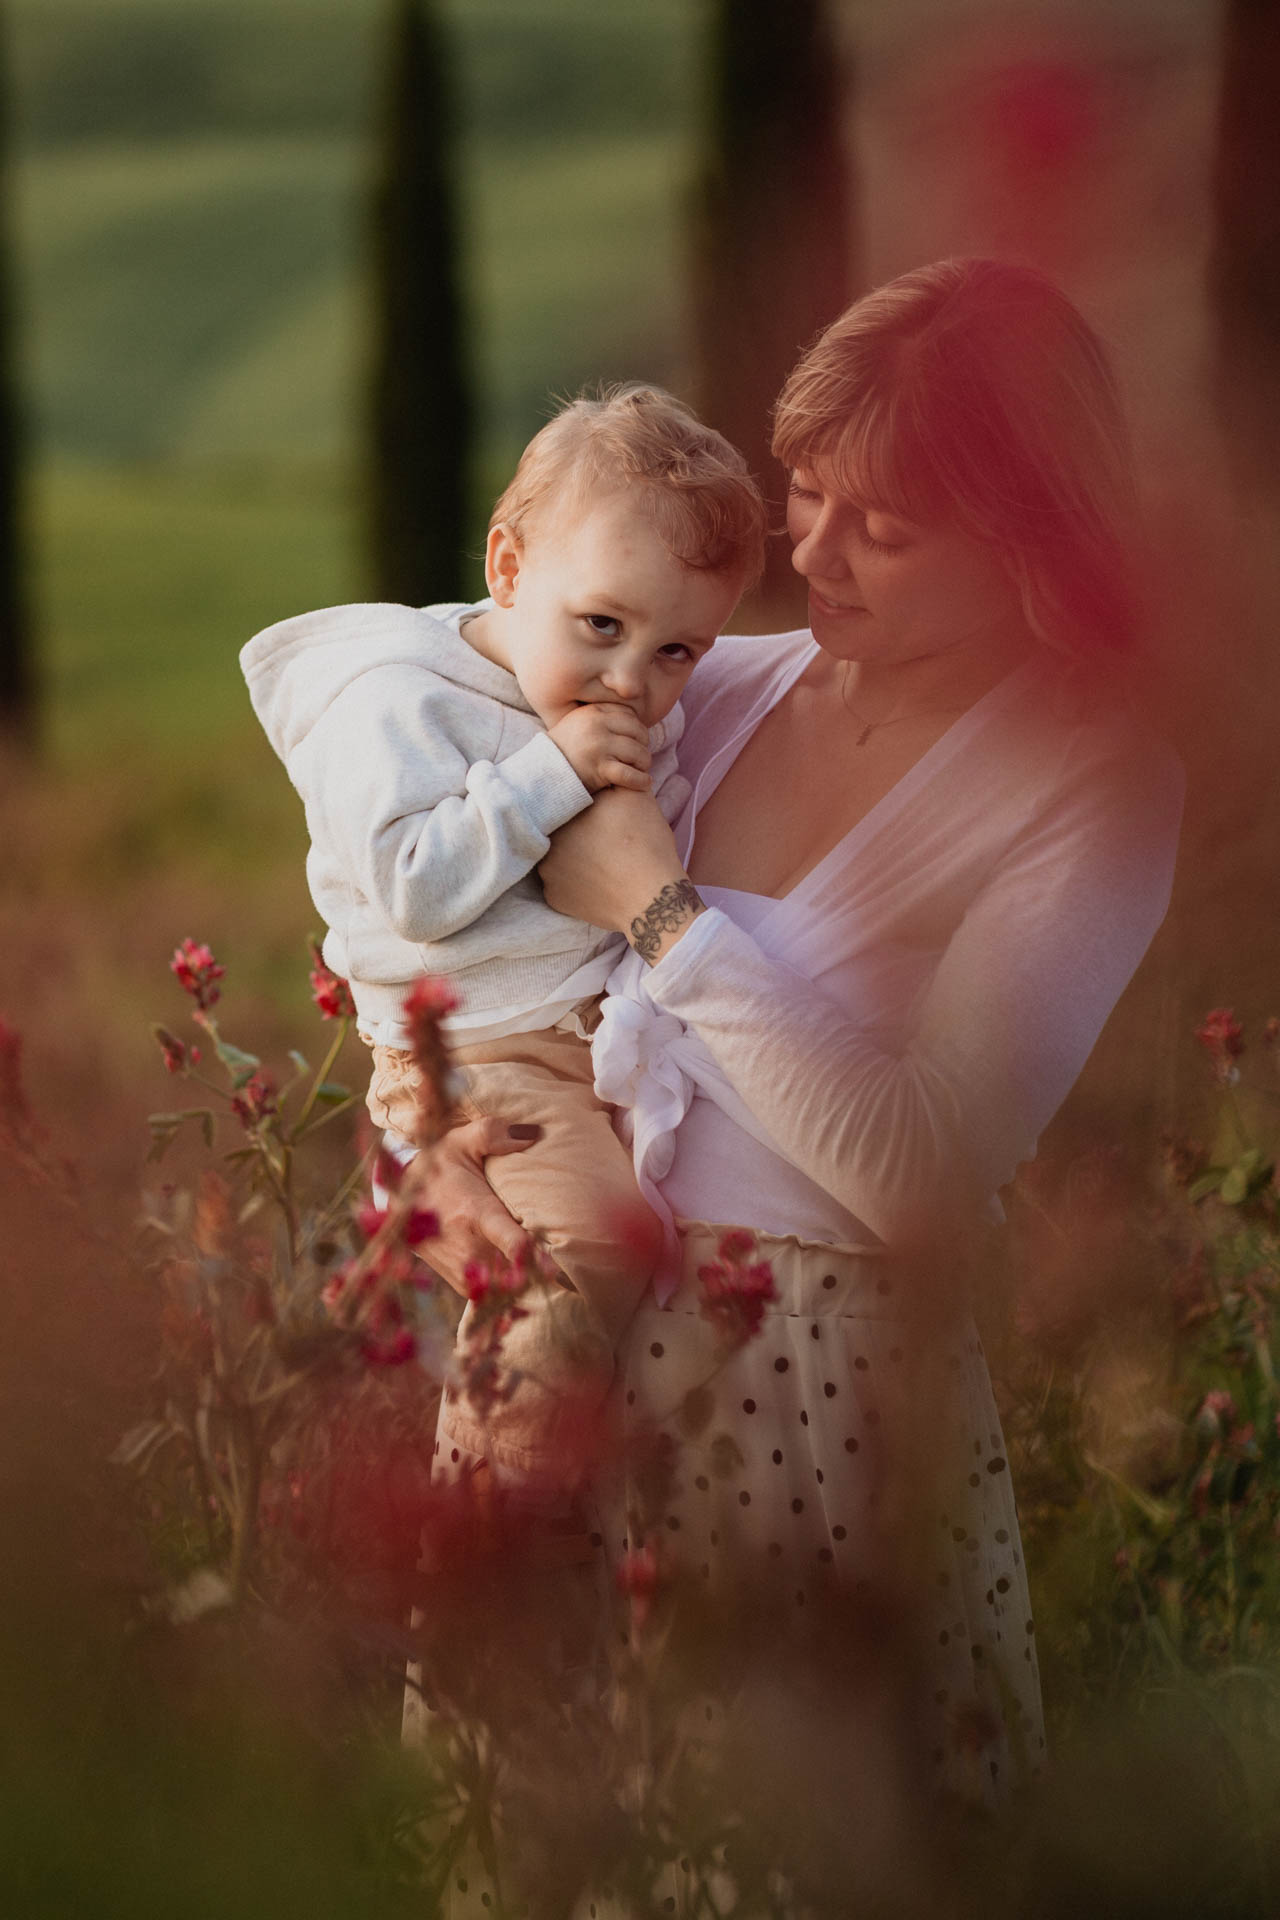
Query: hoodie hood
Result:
<box><xmin>240</xmin><ymin>600</ymin><xmax>530</xmax><ymax>763</ymax></box>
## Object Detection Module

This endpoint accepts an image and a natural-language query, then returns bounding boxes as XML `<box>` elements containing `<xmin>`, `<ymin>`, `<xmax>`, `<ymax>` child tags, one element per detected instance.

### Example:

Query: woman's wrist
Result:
<box><xmin>626</xmin><ymin>875</ymin><xmax>706</xmax><ymax>965</ymax></box>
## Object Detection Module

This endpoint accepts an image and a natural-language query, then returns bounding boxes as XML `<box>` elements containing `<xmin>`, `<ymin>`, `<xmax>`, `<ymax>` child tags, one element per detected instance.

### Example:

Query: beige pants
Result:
<box><xmin>367</xmin><ymin>1023</ymin><xmax>661</xmax><ymax>1476</ymax></box>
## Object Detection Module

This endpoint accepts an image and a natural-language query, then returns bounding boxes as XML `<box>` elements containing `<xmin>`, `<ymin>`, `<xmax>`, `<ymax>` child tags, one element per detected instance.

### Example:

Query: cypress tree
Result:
<box><xmin>0</xmin><ymin>8</ymin><xmax>32</xmax><ymax>752</ymax></box>
<box><xmin>690</xmin><ymin>0</ymin><xmax>854</xmax><ymax>613</ymax></box>
<box><xmin>1208</xmin><ymin>0</ymin><xmax>1280</xmax><ymax>489</ymax></box>
<box><xmin>367</xmin><ymin>0</ymin><xmax>472</xmax><ymax>604</ymax></box>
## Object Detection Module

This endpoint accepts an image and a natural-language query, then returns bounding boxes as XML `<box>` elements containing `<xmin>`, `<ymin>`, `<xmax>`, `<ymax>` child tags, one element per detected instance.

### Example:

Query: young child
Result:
<box><xmin>241</xmin><ymin>384</ymin><xmax>766</xmax><ymax>1483</ymax></box>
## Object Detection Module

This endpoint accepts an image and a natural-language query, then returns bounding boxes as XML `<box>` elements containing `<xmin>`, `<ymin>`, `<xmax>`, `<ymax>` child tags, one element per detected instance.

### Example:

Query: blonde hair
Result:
<box><xmin>772</xmin><ymin>259</ymin><xmax>1140</xmax><ymax>662</ymax></box>
<box><xmin>491</xmin><ymin>383</ymin><xmax>767</xmax><ymax>587</ymax></box>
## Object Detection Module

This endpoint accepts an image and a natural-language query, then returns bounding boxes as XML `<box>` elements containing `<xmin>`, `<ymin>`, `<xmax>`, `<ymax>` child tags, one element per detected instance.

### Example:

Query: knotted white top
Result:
<box><xmin>590</xmin><ymin>631</ymin><xmax>1184</xmax><ymax>1304</ymax></box>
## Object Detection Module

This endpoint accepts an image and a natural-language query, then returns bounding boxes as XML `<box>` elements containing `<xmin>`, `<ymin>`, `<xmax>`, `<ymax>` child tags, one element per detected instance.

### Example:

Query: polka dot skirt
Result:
<box><xmin>612</xmin><ymin>1221</ymin><xmax>1045</xmax><ymax>1803</ymax></box>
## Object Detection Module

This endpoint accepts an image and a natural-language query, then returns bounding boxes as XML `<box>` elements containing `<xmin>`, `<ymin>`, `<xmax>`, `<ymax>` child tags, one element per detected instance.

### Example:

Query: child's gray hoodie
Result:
<box><xmin>241</xmin><ymin>600</ymin><xmax>687</xmax><ymax>1046</ymax></box>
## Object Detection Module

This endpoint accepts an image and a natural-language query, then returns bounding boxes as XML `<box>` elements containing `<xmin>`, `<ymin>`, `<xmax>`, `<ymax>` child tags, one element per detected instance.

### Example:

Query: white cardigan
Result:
<box><xmin>592</xmin><ymin>631</ymin><xmax>1184</xmax><ymax>1291</ymax></box>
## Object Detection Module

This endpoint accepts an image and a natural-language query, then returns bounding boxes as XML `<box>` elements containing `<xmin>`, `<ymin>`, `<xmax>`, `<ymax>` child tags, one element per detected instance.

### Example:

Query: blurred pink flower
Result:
<box><xmin>170</xmin><ymin>938</ymin><xmax>226</xmax><ymax>1011</ymax></box>
<box><xmin>697</xmin><ymin>1231</ymin><xmax>777</xmax><ymax>1346</ymax></box>
<box><xmin>616</xmin><ymin>1539</ymin><xmax>662</xmax><ymax>1630</ymax></box>
<box><xmin>308</xmin><ymin>939</ymin><xmax>355</xmax><ymax>1021</ymax></box>
<box><xmin>1195</xmin><ymin>1008</ymin><xmax>1244</xmax><ymax>1082</ymax></box>
<box><xmin>231</xmin><ymin>1073</ymin><xmax>277</xmax><ymax>1128</ymax></box>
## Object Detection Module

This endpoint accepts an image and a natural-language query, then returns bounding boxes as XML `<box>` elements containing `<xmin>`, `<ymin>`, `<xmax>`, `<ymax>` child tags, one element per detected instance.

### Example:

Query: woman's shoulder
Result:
<box><xmin>1007</xmin><ymin>659</ymin><xmax>1185</xmax><ymax>832</ymax></box>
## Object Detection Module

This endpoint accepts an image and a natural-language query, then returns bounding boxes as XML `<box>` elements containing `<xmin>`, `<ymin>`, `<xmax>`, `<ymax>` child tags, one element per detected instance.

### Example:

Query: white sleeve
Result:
<box><xmin>643</xmin><ymin>737</ymin><xmax>1184</xmax><ymax>1243</ymax></box>
<box><xmin>304</xmin><ymin>673</ymin><xmax>592</xmax><ymax>943</ymax></box>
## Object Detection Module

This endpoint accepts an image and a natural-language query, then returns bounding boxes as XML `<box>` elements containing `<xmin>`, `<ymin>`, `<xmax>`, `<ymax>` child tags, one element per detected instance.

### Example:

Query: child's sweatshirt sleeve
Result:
<box><xmin>295</xmin><ymin>665</ymin><xmax>593</xmax><ymax>943</ymax></box>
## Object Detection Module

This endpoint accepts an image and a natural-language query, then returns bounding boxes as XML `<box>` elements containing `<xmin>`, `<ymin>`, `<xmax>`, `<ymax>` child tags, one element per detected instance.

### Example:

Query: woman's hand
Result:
<box><xmin>540</xmin><ymin>788</ymin><xmax>702</xmax><ymax>962</ymax></box>
<box><xmin>404</xmin><ymin>1116</ymin><xmax>538</xmax><ymax>1294</ymax></box>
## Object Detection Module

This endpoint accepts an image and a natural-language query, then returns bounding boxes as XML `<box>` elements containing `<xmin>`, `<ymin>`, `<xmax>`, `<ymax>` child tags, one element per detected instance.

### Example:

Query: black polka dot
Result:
<box><xmin>800</xmin><ymin>1409</ymin><xmax>809</xmax><ymax>1426</ymax></box>
<box><xmin>810</xmin><ymin>1324</ymin><xmax>821</xmax><ymax>1340</ymax></box>
<box><xmin>772</xmin><ymin>1448</ymin><xmax>783</xmax><ymax>1464</ymax></box>
<box><xmin>450</xmin><ymin>1448</ymin><xmax>459</xmax><ymax>1463</ymax></box>
<box><xmin>996</xmin><ymin>1577</ymin><xmax>1010</xmax><ymax>1593</ymax></box>
<box><xmin>457</xmin><ymin>1880</ymin><xmax>468</xmax><ymax>1895</ymax></box>
<box><xmin>832</xmin><ymin>1524</ymin><xmax>847</xmax><ymax>1541</ymax></box>
<box><xmin>994</xmin><ymin>1528</ymin><xmax>1009</xmax><ymax>1544</ymax></box>
<box><xmin>433</xmin><ymin>1442</ymin><xmax>440</xmax><ymax>1456</ymax></box>
<box><xmin>844</xmin><ymin>1437</ymin><xmax>859</xmax><ymax>1453</ymax></box>
<box><xmin>742</xmin><ymin>1398</ymin><xmax>756</xmax><ymax>1414</ymax></box>
<box><xmin>854</xmin><ymin>1355</ymin><xmax>869</xmax><ymax>1371</ymax></box>
<box><xmin>823</xmin><ymin>1381</ymin><xmax>837</xmax><ymax>1398</ymax></box>
<box><xmin>939</xmin><ymin>1629</ymin><xmax>949</xmax><ymax>1645</ymax></box>
<box><xmin>822</xmin><ymin>1273</ymin><xmax>837</xmax><ymax>1290</ymax></box>
<box><xmin>695</xmin><ymin>1474</ymin><xmax>710</xmax><ymax>1492</ymax></box>
<box><xmin>987</xmin><ymin>1456</ymin><xmax>1008</xmax><ymax>1474</ymax></box>
<box><xmin>815</xmin><ymin>1468</ymin><xmax>824</xmax><ymax>1484</ymax></box>
<box><xmin>774</xmin><ymin>1356</ymin><xmax>789</xmax><ymax>1373</ymax></box>
<box><xmin>738</xmin><ymin>1490</ymin><xmax>751</xmax><ymax>1507</ymax></box>
<box><xmin>650</xmin><ymin>1342</ymin><xmax>664</xmax><ymax>1358</ymax></box>
<box><xmin>590</xmin><ymin>1531</ymin><xmax>602</xmax><ymax>1548</ymax></box>
<box><xmin>1025</xmin><ymin>1620</ymin><xmax>1035</xmax><ymax>1635</ymax></box>
<box><xmin>952</xmin><ymin>1526</ymin><xmax>967</xmax><ymax>1543</ymax></box>
<box><xmin>969</xmin><ymin>1473</ymin><xmax>980</xmax><ymax>1487</ymax></box>
<box><xmin>791</xmin><ymin>1498</ymin><xmax>804</xmax><ymax>1514</ymax></box>
<box><xmin>626</xmin><ymin>1389</ymin><xmax>636</xmax><ymax>1405</ymax></box>
<box><xmin>971</xmin><ymin>1645</ymin><xmax>984</xmax><ymax>1662</ymax></box>
<box><xmin>664</xmin><ymin>1899</ymin><xmax>676</xmax><ymax>1912</ymax></box>
<box><xmin>666</xmin><ymin>1515</ymin><xmax>681</xmax><ymax>1530</ymax></box>
<box><xmin>986</xmin><ymin>1589</ymin><xmax>995</xmax><ymax>1605</ymax></box>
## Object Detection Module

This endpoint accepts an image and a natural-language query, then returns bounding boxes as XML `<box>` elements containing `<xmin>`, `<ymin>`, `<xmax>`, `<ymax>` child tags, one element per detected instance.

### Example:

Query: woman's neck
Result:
<box><xmin>814</xmin><ymin>627</ymin><xmax>1033</xmax><ymax>729</ymax></box>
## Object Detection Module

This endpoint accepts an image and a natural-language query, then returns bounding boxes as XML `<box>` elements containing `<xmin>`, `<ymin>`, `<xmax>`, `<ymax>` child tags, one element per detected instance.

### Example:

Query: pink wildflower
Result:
<box><xmin>1195</xmin><ymin>1008</ymin><xmax>1244</xmax><ymax>1082</ymax></box>
<box><xmin>697</xmin><ymin>1230</ymin><xmax>777</xmax><ymax>1346</ymax></box>
<box><xmin>154</xmin><ymin>1026</ymin><xmax>194</xmax><ymax>1075</ymax></box>
<box><xmin>362</xmin><ymin>1325</ymin><xmax>418</xmax><ymax>1367</ymax></box>
<box><xmin>1196</xmin><ymin>1388</ymin><xmax>1236</xmax><ymax>1439</ymax></box>
<box><xmin>170</xmin><ymin>938</ymin><xmax>225</xmax><ymax>1011</ymax></box>
<box><xmin>231</xmin><ymin>1073</ymin><xmax>276</xmax><ymax>1128</ymax></box>
<box><xmin>308</xmin><ymin>938</ymin><xmax>355</xmax><ymax>1021</ymax></box>
<box><xmin>616</xmin><ymin>1540</ymin><xmax>662</xmax><ymax>1630</ymax></box>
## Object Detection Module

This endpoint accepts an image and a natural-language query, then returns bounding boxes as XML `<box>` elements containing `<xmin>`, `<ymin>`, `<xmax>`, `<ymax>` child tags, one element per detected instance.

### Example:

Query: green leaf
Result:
<box><xmin>677</xmin><ymin>1383</ymin><xmax>716</xmax><ymax>1439</ymax></box>
<box><xmin>1220</xmin><ymin>1164</ymin><xmax>1249</xmax><ymax>1206</ymax></box>
<box><xmin>288</xmin><ymin>1050</ymin><xmax>310</xmax><ymax>1077</ymax></box>
<box><xmin>109</xmin><ymin>1419</ymin><xmax>178</xmax><ymax>1469</ymax></box>
<box><xmin>708</xmin><ymin>1432</ymin><xmax>745</xmax><ymax>1480</ymax></box>
<box><xmin>200</xmin><ymin>1110</ymin><xmax>215</xmax><ymax>1149</ymax></box>
<box><xmin>1188</xmin><ymin>1169</ymin><xmax>1226</xmax><ymax>1204</ymax></box>
<box><xmin>211</xmin><ymin>1038</ymin><xmax>260</xmax><ymax>1084</ymax></box>
<box><xmin>314</xmin><ymin>1081</ymin><xmax>351</xmax><ymax>1105</ymax></box>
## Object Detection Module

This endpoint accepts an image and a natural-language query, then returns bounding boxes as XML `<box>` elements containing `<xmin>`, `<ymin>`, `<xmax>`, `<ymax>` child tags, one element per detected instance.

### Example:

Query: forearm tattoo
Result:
<box><xmin>628</xmin><ymin>878</ymin><xmax>706</xmax><ymax>963</ymax></box>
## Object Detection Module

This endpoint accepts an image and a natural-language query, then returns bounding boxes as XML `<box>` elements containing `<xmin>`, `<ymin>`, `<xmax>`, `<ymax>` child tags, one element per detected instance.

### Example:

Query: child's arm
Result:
<box><xmin>303</xmin><ymin>670</ymin><xmax>595</xmax><ymax>943</ymax></box>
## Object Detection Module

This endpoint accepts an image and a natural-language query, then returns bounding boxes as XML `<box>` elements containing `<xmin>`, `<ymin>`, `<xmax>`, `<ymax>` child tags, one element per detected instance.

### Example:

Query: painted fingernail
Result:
<box><xmin>508</xmin><ymin>1123</ymin><xmax>542</xmax><ymax>1141</ymax></box>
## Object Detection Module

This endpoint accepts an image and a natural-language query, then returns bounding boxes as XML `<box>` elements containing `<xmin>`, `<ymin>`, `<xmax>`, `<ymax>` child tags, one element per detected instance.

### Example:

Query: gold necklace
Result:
<box><xmin>839</xmin><ymin>662</ymin><xmax>967</xmax><ymax>747</ymax></box>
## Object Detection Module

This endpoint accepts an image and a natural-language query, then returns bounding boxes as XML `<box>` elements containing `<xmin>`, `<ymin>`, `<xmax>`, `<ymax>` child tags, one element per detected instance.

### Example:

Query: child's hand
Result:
<box><xmin>548</xmin><ymin>702</ymin><xmax>652</xmax><ymax>794</ymax></box>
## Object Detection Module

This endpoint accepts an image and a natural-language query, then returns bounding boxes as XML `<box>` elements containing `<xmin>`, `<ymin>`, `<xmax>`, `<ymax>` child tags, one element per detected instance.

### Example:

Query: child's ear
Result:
<box><xmin>485</xmin><ymin>523</ymin><xmax>523</xmax><ymax>607</ymax></box>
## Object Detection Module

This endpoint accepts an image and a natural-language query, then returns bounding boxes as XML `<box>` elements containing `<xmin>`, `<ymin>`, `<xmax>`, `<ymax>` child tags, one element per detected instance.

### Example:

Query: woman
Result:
<box><xmin>427</xmin><ymin>258</ymin><xmax>1183</xmax><ymax>1796</ymax></box>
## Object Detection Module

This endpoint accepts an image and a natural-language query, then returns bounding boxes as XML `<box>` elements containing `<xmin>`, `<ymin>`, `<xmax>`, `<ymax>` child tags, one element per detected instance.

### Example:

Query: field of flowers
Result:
<box><xmin>6</xmin><ymin>856</ymin><xmax>1280</xmax><ymax>1916</ymax></box>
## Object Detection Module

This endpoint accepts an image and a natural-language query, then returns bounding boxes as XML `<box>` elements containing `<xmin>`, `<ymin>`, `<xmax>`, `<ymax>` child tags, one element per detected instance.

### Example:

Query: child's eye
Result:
<box><xmin>787</xmin><ymin>479</ymin><xmax>820</xmax><ymax>503</ymax></box>
<box><xmin>585</xmin><ymin>614</ymin><xmax>620</xmax><ymax>637</ymax></box>
<box><xmin>658</xmin><ymin>643</ymin><xmax>694</xmax><ymax>663</ymax></box>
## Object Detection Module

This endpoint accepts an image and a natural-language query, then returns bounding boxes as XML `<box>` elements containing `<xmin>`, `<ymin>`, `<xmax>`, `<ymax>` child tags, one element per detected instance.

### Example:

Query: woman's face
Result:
<box><xmin>786</xmin><ymin>463</ymin><xmax>1025</xmax><ymax>668</ymax></box>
